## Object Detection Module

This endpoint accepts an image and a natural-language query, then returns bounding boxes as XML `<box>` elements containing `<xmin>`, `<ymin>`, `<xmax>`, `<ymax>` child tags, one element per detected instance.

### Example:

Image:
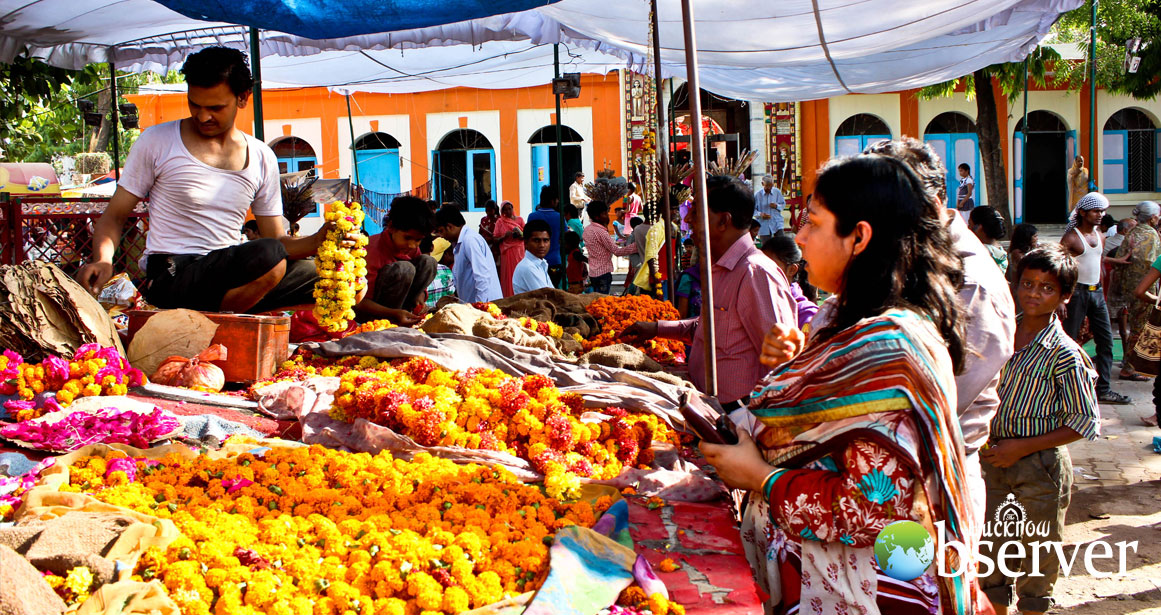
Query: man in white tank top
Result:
<box><xmin>1061</xmin><ymin>192</ymin><xmax>1131</xmax><ymax>404</ymax></box>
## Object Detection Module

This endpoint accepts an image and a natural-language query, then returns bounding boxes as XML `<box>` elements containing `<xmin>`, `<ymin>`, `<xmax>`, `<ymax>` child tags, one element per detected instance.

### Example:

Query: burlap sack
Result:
<box><xmin>421</xmin><ymin>303</ymin><xmax>488</xmax><ymax>335</ymax></box>
<box><xmin>578</xmin><ymin>344</ymin><xmax>663</xmax><ymax>372</ymax></box>
<box><xmin>0</xmin><ymin>544</ymin><xmax>66</xmax><ymax>615</ymax></box>
<box><xmin>472</xmin><ymin>318</ymin><xmax>560</xmax><ymax>356</ymax></box>
<box><xmin>75</xmin><ymin>581</ymin><xmax>179</xmax><ymax>615</ymax></box>
<box><xmin>0</xmin><ymin>513</ymin><xmax>134</xmax><ymax>583</ymax></box>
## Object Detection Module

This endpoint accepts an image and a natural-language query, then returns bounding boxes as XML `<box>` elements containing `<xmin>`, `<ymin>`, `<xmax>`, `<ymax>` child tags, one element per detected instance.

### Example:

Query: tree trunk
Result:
<box><xmin>973</xmin><ymin>69</ymin><xmax>1011</xmax><ymax>225</ymax></box>
<box><xmin>89</xmin><ymin>88</ymin><xmax>112</xmax><ymax>153</ymax></box>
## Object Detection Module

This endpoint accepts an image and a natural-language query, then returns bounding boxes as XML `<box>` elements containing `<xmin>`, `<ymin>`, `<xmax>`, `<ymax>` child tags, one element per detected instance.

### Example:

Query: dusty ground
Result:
<box><xmin>1049</xmin><ymin>377</ymin><xmax>1161</xmax><ymax>614</ymax></box>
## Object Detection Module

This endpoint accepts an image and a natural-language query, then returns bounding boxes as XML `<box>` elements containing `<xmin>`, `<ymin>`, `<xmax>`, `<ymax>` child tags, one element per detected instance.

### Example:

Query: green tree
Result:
<box><xmin>1053</xmin><ymin>0</ymin><xmax>1161</xmax><ymax>99</ymax></box>
<box><xmin>919</xmin><ymin>47</ymin><xmax>1060</xmax><ymax>225</ymax></box>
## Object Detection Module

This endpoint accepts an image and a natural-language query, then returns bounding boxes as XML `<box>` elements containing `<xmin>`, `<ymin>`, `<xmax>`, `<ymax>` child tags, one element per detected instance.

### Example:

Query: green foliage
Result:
<box><xmin>917</xmin><ymin>46</ymin><xmax>1062</xmax><ymax>102</ymax></box>
<box><xmin>1054</xmin><ymin>0</ymin><xmax>1161</xmax><ymax>99</ymax></box>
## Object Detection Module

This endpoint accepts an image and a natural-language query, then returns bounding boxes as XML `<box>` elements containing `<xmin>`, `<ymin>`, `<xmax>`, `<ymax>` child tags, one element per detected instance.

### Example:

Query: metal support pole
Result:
<box><xmin>679</xmin><ymin>0</ymin><xmax>717</xmax><ymax>397</ymax></box>
<box><xmin>1087</xmin><ymin>0</ymin><xmax>1097</xmax><ymax>183</ymax></box>
<box><xmin>1022</xmin><ymin>58</ymin><xmax>1029</xmax><ymax>220</ymax></box>
<box><xmin>249</xmin><ymin>27</ymin><xmax>265</xmax><ymax>142</ymax></box>
<box><xmin>651</xmin><ymin>0</ymin><xmax>676</xmax><ymax>300</ymax></box>
<box><xmin>346</xmin><ymin>94</ymin><xmax>360</xmax><ymax>188</ymax></box>
<box><xmin>554</xmin><ymin>44</ymin><xmax>568</xmax><ymax>287</ymax></box>
<box><xmin>109</xmin><ymin>60</ymin><xmax>121</xmax><ymax>181</ymax></box>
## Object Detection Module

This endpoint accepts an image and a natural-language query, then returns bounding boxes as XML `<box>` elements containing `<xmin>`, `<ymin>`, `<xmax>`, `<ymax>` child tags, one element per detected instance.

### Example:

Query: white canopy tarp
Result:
<box><xmin>0</xmin><ymin>0</ymin><xmax>1080</xmax><ymax>101</ymax></box>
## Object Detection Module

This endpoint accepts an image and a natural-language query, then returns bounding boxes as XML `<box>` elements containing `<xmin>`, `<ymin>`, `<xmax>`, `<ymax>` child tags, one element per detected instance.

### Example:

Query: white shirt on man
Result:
<box><xmin>118</xmin><ymin>120</ymin><xmax>282</xmax><ymax>257</ymax></box>
<box><xmin>512</xmin><ymin>251</ymin><xmax>553</xmax><ymax>295</ymax></box>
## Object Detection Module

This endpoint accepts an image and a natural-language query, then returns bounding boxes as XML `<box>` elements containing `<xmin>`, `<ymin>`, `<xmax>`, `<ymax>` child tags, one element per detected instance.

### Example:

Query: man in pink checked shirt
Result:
<box><xmin>622</xmin><ymin>175</ymin><xmax>798</xmax><ymax>408</ymax></box>
<box><xmin>583</xmin><ymin>200</ymin><xmax>640</xmax><ymax>294</ymax></box>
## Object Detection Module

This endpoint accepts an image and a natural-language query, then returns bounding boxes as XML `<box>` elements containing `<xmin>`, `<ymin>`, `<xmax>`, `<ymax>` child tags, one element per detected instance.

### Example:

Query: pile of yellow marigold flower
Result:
<box><xmin>314</xmin><ymin>201</ymin><xmax>369</xmax><ymax>332</ymax></box>
<box><xmin>583</xmin><ymin>295</ymin><xmax>687</xmax><ymax>364</ymax></box>
<box><xmin>59</xmin><ymin>446</ymin><xmax>614</xmax><ymax>615</ymax></box>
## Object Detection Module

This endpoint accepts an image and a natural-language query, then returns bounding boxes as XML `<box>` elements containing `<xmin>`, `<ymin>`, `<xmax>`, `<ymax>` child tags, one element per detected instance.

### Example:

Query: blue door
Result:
<box><xmin>531</xmin><ymin>145</ymin><xmax>550</xmax><ymax>206</ymax></box>
<box><xmin>1013</xmin><ymin>132</ymin><xmax>1025</xmax><ymax>223</ymax></box>
<box><xmin>924</xmin><ymin>133</ymin><xmax>981</xmax><ymax>207</ymax></box>
<box><xmin>356</xmin><ymin>148</ymin><xmax>400</xmax><ymax>234</ymax></box>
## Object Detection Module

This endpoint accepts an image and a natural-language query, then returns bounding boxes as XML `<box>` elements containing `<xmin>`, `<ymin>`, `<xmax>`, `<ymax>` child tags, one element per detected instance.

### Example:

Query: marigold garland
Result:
<box><xmin>314</xmin><ymin>201</ymin><xmax>370</xmax><ymax>333</ymax></box>
<box><xmin>583</xmin><ymin>296</ymin><xmax>687</xmax><ymax>363</ymax></box>
<box><xmin>55</xmin><ymin>445</ymin><xmax>612</xmax><ymax>615</ymax></box>
<box><xmin>330</xmin><ymin>357</ymin><xmax>680</xmax><ymax>500</ymax></box>
<box><xmin>0</xmin><ymin>345</ymin><xmax>145</xmax><ymax>421</ymax></box>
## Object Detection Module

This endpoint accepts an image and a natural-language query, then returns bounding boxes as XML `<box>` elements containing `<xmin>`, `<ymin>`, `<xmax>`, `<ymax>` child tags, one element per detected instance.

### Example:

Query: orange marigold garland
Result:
<box><xmin>53</xmin><ymin>445</ymin><xmax>613</xmax><ymax>615</ymax></box>
<box><xmin>583</xmin><ymin>296</ymin><xmax>686</xmax><ymax>363</ymax></box>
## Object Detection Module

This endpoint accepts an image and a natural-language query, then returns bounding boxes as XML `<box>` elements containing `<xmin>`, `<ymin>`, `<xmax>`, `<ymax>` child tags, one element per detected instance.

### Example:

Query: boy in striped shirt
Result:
<box><xmin>980</xmin><ymin>244</ymin><xmax>1101</xmax><ymax>615</ymax></box>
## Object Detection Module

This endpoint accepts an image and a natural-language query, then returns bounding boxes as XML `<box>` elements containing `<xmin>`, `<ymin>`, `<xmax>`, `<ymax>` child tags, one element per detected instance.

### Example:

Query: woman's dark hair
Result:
<box><xmin>1010</xmin><ymin>223</ymin><xmax>1038</xmax><ymax>253</ymax></box>
<box><xmin>1015</xmin><ymin>244</ymin><xmax>1079</xmax><ymax>297</ymax></box>
<box><xmin>813</xmin><ymin>154</ymin><xmax>966</xmax><ymax>372</ymax></box>
<box><xmin>524</xmin><ymin>219</ymin><xmax>552</xmax><ymax>239</ymax></box>
<box><xmin>484</xmin><ymin>200</ymin><xmax>498</xmax><ymax>214</ymax></box>
<box><xmin>564</xmin><ymin>204</ymin><xmax>579</xmax><ymax>219</ymax></box>
<box><xmin>180</xmin><ymin>47</ymin><xmax>254</xmax><ymax>96</ymax></box>
<box><xmin>538</xmin><ymin>185</ymin><xmax>558</xmax><ymax>210</ymax></box>
<box><xmin>760</xmin><ymin>234</ymin><xmax>817</xmax><ymax>301</ymax></box>
<box><xmin>969</xmin><ymin>206</ymin><xmax>1006</xmax><ymax>241</ymax></box>
<box><xmin>435</xmin><ymin>205</ymin><xmax>467</xmax><ymax>228</ymax></box>
<box><xmin>385</xmin><ymin>196</ymin><xmax>434</xmax><ymax>234</ymax></box>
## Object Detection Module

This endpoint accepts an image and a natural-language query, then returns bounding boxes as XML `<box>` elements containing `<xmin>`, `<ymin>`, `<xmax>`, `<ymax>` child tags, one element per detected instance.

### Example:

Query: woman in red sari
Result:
<box><xmin>494</xmin><ymin>200</ymin><xmax>526</xmax><ymax>297</ymax></box>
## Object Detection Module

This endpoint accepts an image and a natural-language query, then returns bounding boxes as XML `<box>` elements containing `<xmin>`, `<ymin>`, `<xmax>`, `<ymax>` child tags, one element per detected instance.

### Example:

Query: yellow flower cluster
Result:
<box><xmin>61</xmin><ymin>446</ymin><xmax>610</xmax><ymax>615</ymax></box>
<box><xmin>314</xmin><ymin>201</ymin><xmax>370</xmax><ymax>333</ymax></box>
<box><xmin>331</xmin><ymin>357</ymin><xmax>680</xmax><ymax>500</ymax></box>
<box><xmin>619</xmin><ymin>586</ymin><xmax>686</xmax><ymax>615</ymax></box>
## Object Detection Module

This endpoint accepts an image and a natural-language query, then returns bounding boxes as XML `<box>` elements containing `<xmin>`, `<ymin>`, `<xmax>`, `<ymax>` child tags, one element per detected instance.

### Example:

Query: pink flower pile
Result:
<box><xmin>0</xmin><ymin>406</ymin><xmax>181</xmax><ymax>451</ymax></box>
<box><xmin>0</xmin><ymin>458</ymin><xmax>54</xmax><ymax>510</ymax></box>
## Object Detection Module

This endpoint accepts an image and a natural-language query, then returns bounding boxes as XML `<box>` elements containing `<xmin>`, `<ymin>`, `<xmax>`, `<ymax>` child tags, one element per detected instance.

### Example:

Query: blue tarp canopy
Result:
<box><xmin>152</xmin><ymin>0</ymin><xmax>559</xmax><ymax>39</ymax></box>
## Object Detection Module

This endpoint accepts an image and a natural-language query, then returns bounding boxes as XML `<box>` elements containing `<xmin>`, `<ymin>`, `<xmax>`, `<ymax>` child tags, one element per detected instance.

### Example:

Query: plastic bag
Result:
<box><xmin>150</xmin><ymin>344</ymin><xmax>227</xmax><ymax>392</ymax></box>
<box><xmin>97</xmin><ymin>273</ymin><xmax>141</xmax><ymax>309</ymax></box>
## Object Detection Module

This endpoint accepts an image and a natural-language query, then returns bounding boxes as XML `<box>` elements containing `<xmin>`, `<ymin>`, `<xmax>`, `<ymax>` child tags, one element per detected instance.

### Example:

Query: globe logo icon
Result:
<box><xmin>874</xmin><ymin>520</ymin><xmax>935</xmax><ymax>581</ymax></box>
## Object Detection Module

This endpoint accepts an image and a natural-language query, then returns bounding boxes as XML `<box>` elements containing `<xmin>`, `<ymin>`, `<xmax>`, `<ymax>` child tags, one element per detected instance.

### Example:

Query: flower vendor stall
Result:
<box><xmin>0</xmin><ymin>293</ymin><xmax>762</xmax><ymax>615</ymax></box>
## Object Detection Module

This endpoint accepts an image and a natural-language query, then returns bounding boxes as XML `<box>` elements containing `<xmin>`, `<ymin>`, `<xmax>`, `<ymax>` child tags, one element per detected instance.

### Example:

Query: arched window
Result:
<box><xmin>834</xmin><ymin>114</ymin><xmax>891</xmax><ymax>157</ymax></box>
<box><xmin>924</xmin><ymin>113</ymin><xmax>980</xmax><ymax>207</ymax></box>
<box><xmin>354</xmin><ymin>132</ymin><xmax>401</xmax><ymax>150</ymax></box>
<box><xmin>1014</xmin><ymin>111</ymin><xmax>1067</xmax><ymax>134</ymax></box>
<box><xmin>528</xmin><ymin>125</ymin><xmax>583</xmax><ymax>144</ymax></box>
<box><xmin>1103</xmin><ymin>108</ymin><xmax>1158</xmax><ymax>193</ymax></box>
<box><xmin>433</xmin><ymin>129</ymin><xmax>496</xmax><ymax>211</ymax></box>
<box><xmin>528</xmin><ymin>125</ymin><xmax>584</xmax><ymax>209</ymax></box>
<box><xmin>270</xmin><ymin>137</ymin><xmax>317</xmax><ymax>174</ymax></box>
<box><xmin>1013</xmin><ymin>111</ymin><xmax>1073</xmax><ymax>224</ymax></box>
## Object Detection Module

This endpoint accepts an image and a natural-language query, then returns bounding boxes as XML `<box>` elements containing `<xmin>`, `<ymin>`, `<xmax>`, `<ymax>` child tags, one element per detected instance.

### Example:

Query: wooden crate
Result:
<box><xmin>127</xmin><ymin>311</ymin><xmax>290</xmax><ymax>383</ymax></box>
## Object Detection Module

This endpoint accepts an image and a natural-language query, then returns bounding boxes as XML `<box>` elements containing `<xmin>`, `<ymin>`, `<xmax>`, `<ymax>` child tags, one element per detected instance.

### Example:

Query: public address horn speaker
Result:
<box><xmin>552</xmin><ymin>73</ymin><xmax>581</xmax><ymax>100</ymax></box>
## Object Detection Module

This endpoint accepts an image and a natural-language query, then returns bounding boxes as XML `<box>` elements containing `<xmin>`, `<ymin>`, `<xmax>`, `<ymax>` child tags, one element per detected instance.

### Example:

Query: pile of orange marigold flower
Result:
<box><xmin>582</xmin><ymin>295</ymin><xmax>687</xmax><ymax>364</ymax></box>
<box><xmin>55</xmin><ymin>445</ymin><xmax>614</xmax><ymax>615</ymax></box>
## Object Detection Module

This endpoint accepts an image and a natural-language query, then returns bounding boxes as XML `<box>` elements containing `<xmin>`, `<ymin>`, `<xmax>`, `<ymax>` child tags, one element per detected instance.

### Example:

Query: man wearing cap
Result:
<box><xmin>1061</xmin><ymin>192</ymin><xmax>1131</xmax><ymax>404</ymax></box>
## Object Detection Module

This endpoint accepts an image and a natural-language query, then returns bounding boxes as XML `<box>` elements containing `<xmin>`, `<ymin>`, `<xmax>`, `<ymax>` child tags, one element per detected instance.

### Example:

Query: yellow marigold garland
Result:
<box><xmin>59</xmin><ymin>446</ymin><xmax>611</xmax><ymax>615</ymax></box>
<box><xmin>314</xmin><ymin>201</ymin><xmax>369</xmax><ymax>333</ymax></box>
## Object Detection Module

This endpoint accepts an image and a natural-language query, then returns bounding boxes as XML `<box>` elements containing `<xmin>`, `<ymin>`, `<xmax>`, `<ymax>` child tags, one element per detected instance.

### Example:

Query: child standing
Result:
<box><xmin>980</xmin><ymin>244</ymin><xmax>1100</xmax><ymax>615</ymax></box>
<box><xmin>563</xmin><ymin>231</ymin><xmax>588</xmax><ymax>294</ymax></box>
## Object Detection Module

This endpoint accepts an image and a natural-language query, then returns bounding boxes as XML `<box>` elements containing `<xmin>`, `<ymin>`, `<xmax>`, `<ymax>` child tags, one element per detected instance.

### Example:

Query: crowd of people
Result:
<box><xmin>72</xmin><ymin>45</ymin><xmax>1156</xmax><ymax>615</ymax></box>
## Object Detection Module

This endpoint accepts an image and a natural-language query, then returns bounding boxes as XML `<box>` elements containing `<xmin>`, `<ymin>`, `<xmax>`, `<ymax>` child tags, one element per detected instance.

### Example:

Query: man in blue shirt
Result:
<box><xmin>434</xmin><ymin>206</ymin><xmax>502</xmax><ymax>303</ymax></box>
<box><xmin>526</xmin><ymin>185</ymin><xmax>563</xmax><ymax>287</ymax></box>
<box><xmin>753</xmin><ymin>175</ymin><xmax>785</xmax><ymax>243</ymax></box>
<box><xmin>511</xmin><ymin>219</ymin><xmax>554</xmax><ymax>295</ymax></box>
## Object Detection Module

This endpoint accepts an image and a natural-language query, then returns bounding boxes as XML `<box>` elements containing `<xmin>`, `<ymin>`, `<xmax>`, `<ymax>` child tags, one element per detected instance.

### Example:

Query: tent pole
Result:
<box><xmin>346</xmin><ymin>94</ymin><xmax>360</xmax><ymax>189</ymax></box>
<box><xmin>108</xmin><ymin>59</ymin><xmax>121</xmax><ymax>181</ymax></box>
<box><xmin>1087</xmin><ymin>0</ymin><xmax>1097</xmax><ymax>188</ymax></box>
<box><xmin>679</xmin><ymin>0</ymin><xmax>717</xmax><ymax>397</ymax></box>
<box><xmin>249</xmin><ymin>27</ymin><xmax>265</xmax><ymax>141</ymax></box>
<box><xmin>554</xmin><ymin>43</ymin><xmax>568</xmax><ymax>288</ymax></box>
<box><xmin>1022</xmin><ymin>58</ymin><xmax>1028</xmax><ymax>221</ymax></box>
<box><xmin>651</xmin><ymin>0</ymin><xmax>675</xmax><ymax>301</ymax></box>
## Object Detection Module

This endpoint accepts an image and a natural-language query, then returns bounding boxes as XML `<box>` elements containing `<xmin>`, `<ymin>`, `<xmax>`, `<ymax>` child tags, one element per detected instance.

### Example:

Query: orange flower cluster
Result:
<box><xmin>618</xmin><ymin>586</ymin><xmax>686</xmax><ymax>615</ymax></box>
<box><xmin>1</xmin><ymin>346</ymin><xmax>145</xmax><ymax>421</ymax></box>
<box><xmin>582</xmin><ymin>296</ymin><xmax>687</xmax><ymax>363</ymax></box>
<box><xmin>331</xmin><ymin>357</ymin><xmax>680</xmax><ymax>499</ymax></box>
<box><xmin>60</xmin><ymin>446</ymin><xmax>613</xmax><ymax>615</ymax></box>
<box><xmin>344</xmin><ymin>319</ymin><xmax>398</xmax><ymax>337</ymax></box>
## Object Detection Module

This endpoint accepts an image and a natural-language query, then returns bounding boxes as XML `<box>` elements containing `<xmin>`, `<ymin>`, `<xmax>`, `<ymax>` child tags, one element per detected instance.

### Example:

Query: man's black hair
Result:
<box><xmin>564</xmin><ymin>204</ymin><xmax>579</xmax><ymax>219</ymax></box>
<box><xmin>242</xmin><ymin>220</ymin><xmax>259</xmax><ymax>232</ymax></box>
<box><xmin>575</xmin><ymin>171</ymin><xmax>585</xmax><ymax>180</ymax></box>
<box><xmin>385</xmin><ymin>196</ymin><xmax>434</xmax><ymax>234</ymax></box>
<box><xmin>706</xmin><ymin>174</ymin><xmax>755</xmax><ymax>230</ymax></box>
<box><xmin>586</xmin><ymin>200</ymin><xmax>609</xmax><ymax>219</ymax></box>
<box><xmin>630</xmin><ymin>216</ymin><xmax>645</xmax><ymax>228</ymax></box>
<box><xmin>419</xmin><ymin>235</ymin><xmax>435</xmax><ymax>254</ymax></box>
<box><xmin>749</xmin><ymin>218</ymin><xmax>761</xmax><ymax>231</ymax></box>
<box><xmin>538</xmin><ymin>185</ymin><xmax>559</xmax><ymax>210</ymax></box>
<box><xmin>524</xmin><ymin>219</ymin><xmax>552</xmax><ymax>239</ymax></box>
<box><xmin>563</xmin><ymin>230</ymin><xmax>582</xmax><ymax>249</ymax></box>
<box><xmin>1016</xmin><ymin>244</ymin><xmax>1079</xmax><ymax>297</ymax></box>
<box><xmin>435</xmin><ymin>205</ymin><xmax>467</xmax><ymax>228</ymax></box>
<box><xmin>181</xmin><ymin>47</ymin><xmax>254</xmax><ymax>96</ymax></box>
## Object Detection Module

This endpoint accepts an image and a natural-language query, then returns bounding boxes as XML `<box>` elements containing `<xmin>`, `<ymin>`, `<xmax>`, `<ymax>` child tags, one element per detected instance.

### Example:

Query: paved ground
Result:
<box><xmin>1052</xmin><ymin>377</ymin><xmax>1161</xmax><ymax>614</ymax></box>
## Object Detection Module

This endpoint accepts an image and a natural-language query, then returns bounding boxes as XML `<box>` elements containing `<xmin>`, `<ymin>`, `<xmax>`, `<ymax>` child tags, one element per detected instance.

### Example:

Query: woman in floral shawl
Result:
<box><xmin>701</xmin><ymin>155</ymin><xmax>988</xmax><ymax>615</ymax></box>
<box><xmin>1114</xmin><ymin>201</ymin><xmax>1161</xmax><ymax>379</ymax></box>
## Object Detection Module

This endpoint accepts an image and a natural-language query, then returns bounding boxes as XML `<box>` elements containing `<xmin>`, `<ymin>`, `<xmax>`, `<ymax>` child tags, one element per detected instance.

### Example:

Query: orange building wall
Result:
<box><xmin>127</xmin><ymin>74</ymin><xmax>623</xmax><ymax>214</ymax></box>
